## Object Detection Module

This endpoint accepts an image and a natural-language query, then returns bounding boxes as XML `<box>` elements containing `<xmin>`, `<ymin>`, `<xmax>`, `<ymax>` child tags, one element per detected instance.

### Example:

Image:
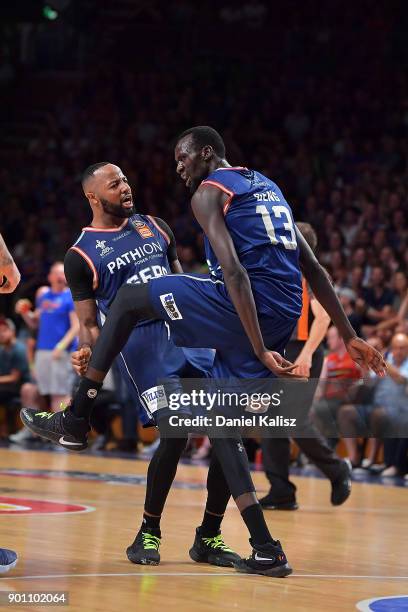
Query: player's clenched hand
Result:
<box><xmin>71</xmin><ymin>346</ymin><xmax>92</xmax><ymax>376</ymax></box>
<box><xmin>346</xmin><ymin>337</ymin><xmax>387</xmax><ymax>377</ymax></box>
<box><xmin>258</xmin><ymin>350</ymin><xmax>308</xmax><ymax>380</ymax></box>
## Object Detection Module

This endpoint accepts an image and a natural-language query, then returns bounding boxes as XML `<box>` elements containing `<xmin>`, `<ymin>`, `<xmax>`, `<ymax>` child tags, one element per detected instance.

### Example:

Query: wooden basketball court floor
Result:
<box><xmin>0</xmin><ymin>447</ymin><xmax>406</xmax><ymax>612</ymax></box>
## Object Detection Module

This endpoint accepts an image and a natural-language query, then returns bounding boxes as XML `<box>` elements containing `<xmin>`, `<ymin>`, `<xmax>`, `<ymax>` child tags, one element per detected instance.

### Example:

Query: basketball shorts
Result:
<box><xmin>114</xmin><ymin>320</ymin><xmax>215</xmax><ymax>425</ymax></box>
<box><xmin>148</xmin><ymin>273</ymin><xmax>298</xmax><ymax>379</ymax></box>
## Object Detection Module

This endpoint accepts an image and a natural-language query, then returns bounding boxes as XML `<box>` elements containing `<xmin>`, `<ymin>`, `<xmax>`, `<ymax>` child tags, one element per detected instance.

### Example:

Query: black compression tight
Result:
<box><xmin>209</xmin><ymin>437</ymin><xmax>255</xmax><ymax>501</ymax></box>
<box><xmin>144</xmin><ymin>437</ymin><xmax>188</xmax><ymax>516</ymax></box>
<box><xmin>144</xmin><ymin>437</ymin><xmax>231</xmax><ymax>518</ymax></box>
<box><xmin>205</xmin><ymin>449</ymin><xmax>232</xmax><ymax>515</ymax></box>
<box><xmin>144</xmin><ymin>436</ymin><xmax>254</xmax><ymax>517</ymax></box>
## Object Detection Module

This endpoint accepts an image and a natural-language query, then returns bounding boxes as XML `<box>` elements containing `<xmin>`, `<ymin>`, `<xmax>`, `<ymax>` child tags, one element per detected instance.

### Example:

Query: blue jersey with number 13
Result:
<box><xmin>201</xmin><ymin>167</ymin><xmax>302</xmax><ymax>320</ymax></box>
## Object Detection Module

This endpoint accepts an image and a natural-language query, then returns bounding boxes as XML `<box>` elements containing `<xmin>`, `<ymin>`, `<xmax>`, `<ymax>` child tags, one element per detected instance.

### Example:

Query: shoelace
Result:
<box><xmin>35</xmin><ymin>401</ymin><xmax>70</xmax><ymax>419</ymax></box>
<box><xmin>142</xmin><ymin>533</ymin><xmax>161</xmax><ymax>551</ymax></box>
<box><xmin>202</xmin><ymin>534</ymin><xmax>233</xmax><ymax>552</ymax></box>
<box><xmin>34</xmin><ymin>411</ymin><xmax>55</xmax><ymax>419</ymax></box>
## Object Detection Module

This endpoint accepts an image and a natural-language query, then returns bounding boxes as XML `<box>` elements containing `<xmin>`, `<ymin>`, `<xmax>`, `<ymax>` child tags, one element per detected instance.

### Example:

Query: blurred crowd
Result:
<box><xmin>0</xmin><ymin>1</ymin><xmax>407</xmax><ymax>477</ymax></box>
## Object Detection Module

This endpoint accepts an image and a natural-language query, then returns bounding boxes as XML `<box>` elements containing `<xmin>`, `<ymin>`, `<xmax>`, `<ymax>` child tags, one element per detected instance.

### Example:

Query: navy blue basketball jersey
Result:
<box><xmin>68</xmin><ymin>214</ymin><xmax>215</xmax><ymax>424</ymax></box>
<box><xmin>70</xmin><ymin>215</ymin><xmax>171</xmax><ymax>317</ymax></box>
<box><xmin>201</xmin><ymin>167</ymin><xmax>302</xmax><ymax>319</ymax></box>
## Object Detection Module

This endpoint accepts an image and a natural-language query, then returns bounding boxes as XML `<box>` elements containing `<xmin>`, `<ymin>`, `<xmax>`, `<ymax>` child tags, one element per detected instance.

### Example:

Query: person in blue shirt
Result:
<box><xmin>16</xmin><ymin>262</ymin><xmax>79</xmax><ymax>412</ymax></box>
<box><xmin>22</xmin><ymin>127</ymin><xmax>386</xmax><ymax>578</ymax></box>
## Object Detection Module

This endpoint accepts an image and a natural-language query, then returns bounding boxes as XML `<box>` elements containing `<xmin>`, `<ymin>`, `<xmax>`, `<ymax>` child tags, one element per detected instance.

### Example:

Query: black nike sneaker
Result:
<box><xmin>234</xmin><ymin>539</ymin><xmax>293</xmax><ymax>577</ymax></box>
<box><xmin>189</xmin><ymin>527</ymin><xmax>241</xmax><ymax>567</ymax></box>
<box><xmin>259</xmin><ymin>492</ymin><xmax>298</xmax><ymax>511</ymax></box>
<box><xmin>331</xmin><ymin>459</ymin><xmax>352</xmax><ymax>506</ymax></box>
<box><xmin>126</xmin><ymin>527</ymin><xmax>161</xmax><ymax>565</ymax></box>
<box><xmin>20</xmin><ymin>408</ymin><xmax>89</xmax><ymax>451</ymax></box>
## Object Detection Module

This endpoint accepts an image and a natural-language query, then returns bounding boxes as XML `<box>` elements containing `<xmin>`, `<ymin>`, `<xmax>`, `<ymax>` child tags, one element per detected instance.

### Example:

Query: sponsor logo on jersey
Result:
<box><xmin>132</xmin><ymin>219</ymin><xmax>154</xmax><ymax>239</ymax></box>
<box><xmin>96</xmin><ymin>239</ymin><xmax>114</xmax><ymax>257</ymax></box>
<box><xmin>106</xmin><ymin>242</ymin><xmax>163</xmax><ymax>273</ymax></box>
<box><xmin>141</xmin><ymin>385</ymin><xmax>168</xmax><ymax>413</ymax></box>
<box><xmin>159</xmin><ymin>293</ymin><xmax>183</xmax><ymax>320</ymax></box>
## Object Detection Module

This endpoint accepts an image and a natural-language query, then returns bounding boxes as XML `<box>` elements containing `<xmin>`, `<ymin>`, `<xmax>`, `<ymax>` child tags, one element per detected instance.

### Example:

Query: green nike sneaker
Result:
<box><xmin>126</xmin><ymin>527</ymin><xmax>161</xmax><ymax>565</ymax></box>
<box><xmin>189</xmin><ymin>527</ymin><xmax>241</xmax><ymax>567</ymax></box>
<box><xmin>20</xmin><ymin>407</ymin><xmax>89</xmax><ymax>451</ymax></box>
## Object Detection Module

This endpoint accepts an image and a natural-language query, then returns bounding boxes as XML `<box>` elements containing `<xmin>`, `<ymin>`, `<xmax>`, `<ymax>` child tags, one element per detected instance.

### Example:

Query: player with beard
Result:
<box><xmin>22</xmin><ymin>129</ymin><xmax>386</xmax><ymax>578</ymax></box>
<box><xmin>53</xmin><ymin>162</ymin><xmax>241</xmax><ymax>567</ymax></box>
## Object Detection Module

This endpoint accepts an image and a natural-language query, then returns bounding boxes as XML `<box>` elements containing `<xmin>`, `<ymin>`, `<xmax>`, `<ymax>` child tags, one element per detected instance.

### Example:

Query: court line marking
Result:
<box><xmin>356</xmin><ymin>596</ymin><xmax>408</xmax><ymax>612</ymax></box>
<box><xmin>0</xmin><ymin>495</ymin><xmax>95</xmax><ymax>517</ymax></box>
<box><xmin>2</xmin><ymin>573</ymin><xmax>408</xmax><ymax>581</ymax></box>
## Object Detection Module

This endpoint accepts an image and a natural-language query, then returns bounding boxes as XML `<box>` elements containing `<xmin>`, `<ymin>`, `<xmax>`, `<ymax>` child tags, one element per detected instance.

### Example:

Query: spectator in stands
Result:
<box><xmin>337</xmin><ymin>336</ymin><xmax>385</xmax><ymax>468</ymax></box>
<box><xmin>375</xmin><ymin>284</ymin><xmax>408</xmax><ymax>336</ymax></box>
<box><xmin>370</xmin><ymin>333</ymin><xmax>408</xmax><ymax>477</ymax></box>
<box><xmin>0</xmin><ymin>319</ymin><xmax>30</xmax><ymax>417</ymax></box>
<box><xmin>391</xmin><ymin>271</ymin><xmax>407</xmax><ymax>312</ymax></box>
<box><xmin>13</xmin><ymin>262</ymin><xmax>78</xmax><ymax>440</ymax></box>
<box><xmin>312</xmin><ymin>326</ymin><xmax>362</xmax><ymax>443</ymax></box>
<box><xmin>337</xmin><ymin>288</ymin><xmax>363</xmax><ymax>337</ymax></box>
<box><xmin>360</xmin><ymin>266</ymin><xmax>395</xmax><ymax>334</ymax></box>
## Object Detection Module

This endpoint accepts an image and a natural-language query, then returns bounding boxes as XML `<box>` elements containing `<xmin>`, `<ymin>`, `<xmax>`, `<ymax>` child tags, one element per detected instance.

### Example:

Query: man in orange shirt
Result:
<box><xmin>312</xmin><ymin>325</ymin><xmax>362</xmax><ymax>439</ymax></box>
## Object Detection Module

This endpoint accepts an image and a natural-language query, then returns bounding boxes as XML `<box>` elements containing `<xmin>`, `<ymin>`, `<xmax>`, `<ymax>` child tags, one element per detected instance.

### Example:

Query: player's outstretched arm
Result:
<box><xmin>0</xmin><ymin>233</ymin><xmax>20</xmax><ymax>294</ymax></box>
<box><xmin>296</xmin><ymin>226</ymin><xmax>387</xmax><ymax>376</ymax></box>
<box><xmin>192</xmin><ymin>185</ymin><xmax>301</xmax><ymax>378</ymax></box>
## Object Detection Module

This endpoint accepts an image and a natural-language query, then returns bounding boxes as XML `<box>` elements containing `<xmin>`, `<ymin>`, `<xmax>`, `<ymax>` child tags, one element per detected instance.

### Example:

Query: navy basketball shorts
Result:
<box><xmin>148</xmin><ymin>273</ymin><xmax>297</xmax><ymax>379</ymax></box>
<box><xmin>115</xmin><ymin>320</ymin><xmax>214</xmax><ymax>425</ymax></box>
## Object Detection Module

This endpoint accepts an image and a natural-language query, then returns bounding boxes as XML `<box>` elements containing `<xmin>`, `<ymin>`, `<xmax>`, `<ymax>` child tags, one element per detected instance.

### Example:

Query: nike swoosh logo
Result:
<box><xmin>59</xmin><ymin>436</ymin><xmax>83</xmax><ymax>447</ymax></box>
<box><xmin>254</xmin><ymin>553</ymin><xmax>275</xmax><ymax>562</ymax></box>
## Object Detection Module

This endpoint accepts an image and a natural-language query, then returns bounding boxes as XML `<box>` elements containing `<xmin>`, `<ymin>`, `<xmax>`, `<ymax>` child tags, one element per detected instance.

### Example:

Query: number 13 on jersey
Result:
<box><xmin>256</xmin><ymin>204</ymin><xmax>297</xmax><ymax>250</ymax></box>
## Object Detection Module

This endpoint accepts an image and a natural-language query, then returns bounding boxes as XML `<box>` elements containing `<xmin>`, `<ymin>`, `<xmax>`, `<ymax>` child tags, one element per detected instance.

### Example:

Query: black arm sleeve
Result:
<box><xmin>64</xmin><ymin>249</ymin><xmax>95</xmax><ymax>301</ymax></box>
<box><xmin>154</xmin><ymin>217</ymin><xmax>178</xmax><ymax>263</ymax></box>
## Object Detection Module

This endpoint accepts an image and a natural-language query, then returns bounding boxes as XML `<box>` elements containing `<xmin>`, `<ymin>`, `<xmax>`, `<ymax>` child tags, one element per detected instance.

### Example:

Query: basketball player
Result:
<box><xmin>0</xmin><ymin>232</ymin><xmax>19</xmax><ymax>572</ymax></box>
<box><xmin>260</xmin><ymin>223</ymin><xmax>352</xmax><ymax>510</ymax></box>
<box><xmin>22</xmin><ymin>127</ymin><xmax>386</xmax><ymax>578</ymax></box>
<box><xmin>63</xmin><ymin>162</ymin><xmax>240</xmax><ymax>568</ymax></box>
